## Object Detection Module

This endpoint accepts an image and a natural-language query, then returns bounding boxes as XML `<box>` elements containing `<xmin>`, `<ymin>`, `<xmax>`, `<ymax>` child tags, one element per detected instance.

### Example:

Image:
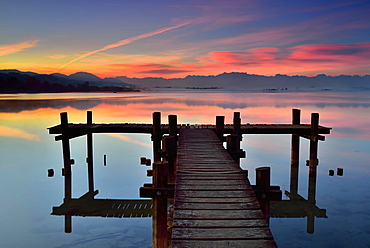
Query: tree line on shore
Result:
<box><xmin>0</xmin><ymin>72</ymin><xmax>138</xmax><ymax>93</ymax></box>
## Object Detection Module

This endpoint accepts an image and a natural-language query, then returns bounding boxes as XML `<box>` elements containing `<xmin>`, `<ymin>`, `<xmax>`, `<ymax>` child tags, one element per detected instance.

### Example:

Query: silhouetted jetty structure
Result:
<box><xmin>48</xmin><ymin>109</ymin><xmax>331</xmax><ymax>247</ymax></box>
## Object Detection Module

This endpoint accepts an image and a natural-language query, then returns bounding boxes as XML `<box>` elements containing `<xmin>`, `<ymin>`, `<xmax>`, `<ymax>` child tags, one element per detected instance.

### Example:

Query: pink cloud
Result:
<box><xmin>196</xmin><ymin>42</ymin><xmax>370</xmax><ymax>76</ymax></box>
<box><xmin>287</xmin><ymin>43</ymin><xmax>370</xmax><ymax>63</ymax></box>
<box><xmin>0</xmin><ymin>40</ymin><xmax>39</xmax><ymax>56</ymax></box>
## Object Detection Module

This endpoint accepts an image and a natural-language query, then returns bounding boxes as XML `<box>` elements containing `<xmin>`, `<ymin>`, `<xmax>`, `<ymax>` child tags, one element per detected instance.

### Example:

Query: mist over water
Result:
<box><xmin>0</xmin><ymin>91</ymin><xmax>369</xmax><ymax>247</ymax></box>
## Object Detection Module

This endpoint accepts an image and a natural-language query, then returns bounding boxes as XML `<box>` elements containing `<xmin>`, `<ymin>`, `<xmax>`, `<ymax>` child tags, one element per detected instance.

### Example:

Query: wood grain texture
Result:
<box><xmin>171</xmin><ymin>129</ymin><xmax>277</xmax><ymax>247</ymax></box>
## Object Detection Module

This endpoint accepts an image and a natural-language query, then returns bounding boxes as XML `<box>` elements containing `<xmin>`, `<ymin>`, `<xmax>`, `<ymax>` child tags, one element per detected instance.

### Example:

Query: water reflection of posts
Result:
<box><xmin>290</xmin><ymin>109</ymin><xmax>300</xmax><ymax>195</ymax></box>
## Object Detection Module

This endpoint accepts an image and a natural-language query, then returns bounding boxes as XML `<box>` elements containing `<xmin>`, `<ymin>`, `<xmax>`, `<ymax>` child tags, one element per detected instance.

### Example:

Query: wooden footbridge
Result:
<box><xmin>48</xmin><ymin>109</ymin><xmax>331</xmax><ymax>247</ymax></box>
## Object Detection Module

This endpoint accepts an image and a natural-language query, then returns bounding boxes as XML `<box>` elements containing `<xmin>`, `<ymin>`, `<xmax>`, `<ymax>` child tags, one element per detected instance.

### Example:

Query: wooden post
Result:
<box><xmin>87</xmin><ymin>111</ymin><xmax>94</xmax><ymax>195</ymax></box>
<box><xmin>226</xmin><ymin>134</ymin><xmax>240</xmax><ymax>165</ymax></box>
<box><xmin>256</xmin><ymin>167</ymin><xmax>271</xmax><ymax>225</ymax></box>
<box><xmin>162</xmin><ymin>136</ymin><xmax>176</xmax><ymax>184</ymax></box>
<box><xmin>152</xmin><ymin>161</ymin><xmax>168</xmax><ymax>248</ymax></box>
<box><xmin>233</xmin><ymin>112</ymin><xmax>241</xmax><ymax>141</ymax></box>
<box><xmin>290</xmin><ymin>109</ymin><xmax>301</xmax><ymax>195</ymax></box>
<box><xmin>256</xmin><ymin>167</ymin><xmax>271</xmax><ymax>191</ymax></box>
<box><xmin>60</xmin><ymin>112</ymin><xmax>72</xmax><ymax>201</ymax></box>
<box><xmin>308</xmin><ymin>113</ymin><xmax>319</xmax><ymax>204</ymax></box>
<box><xmin>152</xmin><ymin>112</ymin><xmax>162</xmax><ymax>162</ymax></box>
<box><xmin>215</xmin><ymin>116</ymin><xmax>225</xmax><ymax>141</ymax></box>
<box><xmin>168</xmin><ymin>115</ymin><xmax>177</xmax><ymax>141</ymax></box>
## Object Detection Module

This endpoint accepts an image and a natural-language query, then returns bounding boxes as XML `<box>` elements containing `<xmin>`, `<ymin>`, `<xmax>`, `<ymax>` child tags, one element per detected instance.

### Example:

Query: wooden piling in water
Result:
<box><xmin>233</xmin><ymin>112</ymin><xmax>241</xmax><ymax>140</ymax></box>
<box><xmin>152</xmin><ymin>112</ymin><xmax>162</xmax><ymax>162</ymax></box>
<box><xmin>226</xmin><ymin>134</ymin><xmax>240</xmax><ymax>164</ymax></box>
<box><xmin>162</xmin><ymin>135</ymin><xmax>176</xmax><ymax>184</ymax></box>
<box><xmin>60</xmin><ymin>112</ymin><xmax>72</xmax><ymax>201</ymax></box>
<box><xmin>152</xmin><ymin>161</ymin><xmax>169</xmax><ymax>248</ymax></box>
<box><xmin>215</xmin><ymin>116</ymin><xmax>225</xmax><ymax>141</ymax></box>
<box><xmin>290</xmin><ymin>109</ymin><xmax>301</xmax><ymax>195</ymax></box>
<box><xmin>256</xmin><ymin>167</ymin><xmax>271</xmax><ymax>191</ymax></box>
<box><xmin>87</xmin><ymin>111</ymin><xmax>94</xmax><ymax>195</ymax></box>
<box><xmin>256</xmin><ymin>167</ymin><xmax>271</xmax><ymax>225</ymax></box>
<box><xmin>168</xmin><ymin>115</ymin><xmax>178</xmax><ymax>141</ymax></box>
<box><xmin>308</xmin><ymin>113</ymin><xmax>319</xmax><ymax>204</ymax></box>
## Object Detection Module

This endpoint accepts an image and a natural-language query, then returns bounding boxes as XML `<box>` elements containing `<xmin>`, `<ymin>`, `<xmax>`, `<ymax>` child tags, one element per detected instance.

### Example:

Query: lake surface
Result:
<box><xmin>0</xmin><ymin>91</ymin><xmax>369</xmax><ymax>247</ymax></box>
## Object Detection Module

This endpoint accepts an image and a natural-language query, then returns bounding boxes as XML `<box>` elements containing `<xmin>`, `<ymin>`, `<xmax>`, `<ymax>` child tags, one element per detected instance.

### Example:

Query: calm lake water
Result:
<box><xmin>0</xmin><ymin>91</ymin><xmax>369</xmax><ymax>247</ymax></box>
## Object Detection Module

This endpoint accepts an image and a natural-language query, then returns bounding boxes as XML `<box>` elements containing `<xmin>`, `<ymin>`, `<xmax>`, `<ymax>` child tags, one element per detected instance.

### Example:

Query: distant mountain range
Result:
<box><xmin>111</xmin><ymin>72</ymin><xmax>370</xmax><ymax>92</ymax></box>
<box><xmin>0</xmin><ymin>70</ymin><xmax>131</xmax><ymax>86</ymax></box>
<box><xmin>0</xmin><ymin>70</ymin><xmax>136</xmax><ymax>93</ymax></box>
<box><xmin>1</xmin><ymin>69</ymin><xmax>369</xmax><ymax>92</ymax></box>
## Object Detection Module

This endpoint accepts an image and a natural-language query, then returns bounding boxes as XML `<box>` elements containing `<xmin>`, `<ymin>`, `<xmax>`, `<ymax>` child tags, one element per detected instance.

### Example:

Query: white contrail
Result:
<box><xmin>58</xmin><ymin>22</ymin><xmax>189</xmax><ymax>70</ymax></box>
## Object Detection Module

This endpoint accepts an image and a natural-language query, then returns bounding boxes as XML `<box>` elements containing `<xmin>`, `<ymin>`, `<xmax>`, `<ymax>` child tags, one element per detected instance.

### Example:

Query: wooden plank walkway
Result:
<box><xmin>171</xmin><ymin>129</ymin><xmax>277</xmax><ymax>247</ymax></box>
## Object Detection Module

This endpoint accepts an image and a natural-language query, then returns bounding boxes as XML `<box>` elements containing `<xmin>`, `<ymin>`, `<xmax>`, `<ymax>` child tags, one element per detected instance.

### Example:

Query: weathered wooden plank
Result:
<box><xmin>176</xmin><ymin>190</ymin><xmax>255</xmax><ymax>198</ymax></box>
<box><xmin>174</xmin><ymin>209</ymin><xmax>264</xmax><ymax>219</ymax></box>
<box><xmin>175</xmin><ymin>179</ymin><xmax>248</xmax><ymax>185</ymax></box>
<box><xmin>176</xmin><ymin>184</ymin><xmax>251</xmax><ymax>190</ymax></box>
<box><xmin>173</xmin><ymin>218</ymin><xmax>268</xmax><ymax>228</ymax></box>
<box><xmin>176</xmin><ymin>175</ymin><xmax>247</xmax><ymax>180</ymax></box>
<box><xmin>174</xmin><ymin>197</ymin><xmax>259</xmax><ymax>203</ymax></box>
<box><xmin>171</xmin><ymin>239</ymin><xmax>277</xmax><ymax>248</ymax></box>
<box><xmin>172</xmin><ymin>128</ymin><xmax>276</xmax><ymax>246</ymax></box>
<box><xmin>172</xmin><ymin>227</ymin><xmax>273</xmax><ymax>239</ymax></box>
<box><xmin>174</xmin><ymin>201</ymin><xmax>260</xmax><ymax>210</ymax></box>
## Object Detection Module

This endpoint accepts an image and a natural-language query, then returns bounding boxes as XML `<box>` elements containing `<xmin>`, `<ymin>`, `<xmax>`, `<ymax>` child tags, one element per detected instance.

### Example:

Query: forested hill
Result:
<box><xmin>0</xmin><ymin>70</ymin><xmax>138</xmax><ymax>93</ymax></box>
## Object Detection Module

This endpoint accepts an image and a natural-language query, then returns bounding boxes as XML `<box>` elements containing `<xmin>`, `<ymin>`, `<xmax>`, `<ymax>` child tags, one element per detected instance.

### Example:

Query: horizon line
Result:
<box><xmin>1</xmin><ymin>69</ymin><xmax>369</xmax><ymax>79</ymax></box>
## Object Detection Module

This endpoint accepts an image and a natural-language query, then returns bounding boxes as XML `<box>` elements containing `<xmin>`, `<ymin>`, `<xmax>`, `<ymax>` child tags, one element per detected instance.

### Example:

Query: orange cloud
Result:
<box><xmin>0</xmin><ymin>40</ymin><xmax>39</xmax><ymax>56</ymax></box>
<box><xmin>0</xmin><ymin>126</ymin><xmax>41</xmax><ymax>141</ymax></box>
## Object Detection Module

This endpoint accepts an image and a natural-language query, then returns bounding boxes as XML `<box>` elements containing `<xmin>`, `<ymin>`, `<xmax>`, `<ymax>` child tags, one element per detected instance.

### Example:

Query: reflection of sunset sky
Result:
<box><xmin>0</xmin><ymin>92</ymin><xmax>369</xmax><ymax>247</ymax></box>
<box><xmin>0</xmin><ymin>92</ymin><xmax>369</xmax><ymax>140</ymax></box>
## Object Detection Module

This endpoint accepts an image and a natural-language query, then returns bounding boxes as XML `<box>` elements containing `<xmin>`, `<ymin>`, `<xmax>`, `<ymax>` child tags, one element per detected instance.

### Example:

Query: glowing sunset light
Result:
<box><xmin>1</xmin><ymin>1</ymin><xmax>369</xmax><ymax>78</ymax></box>
<box><xmin>0</xmin><ymin>126</ymin><xmax>41</xmax><ymax>141</ymax></box>
<box><xmin>107</xmin><ymin>134</ymin><xmax>151</xmax><ymax>147</ymax></box>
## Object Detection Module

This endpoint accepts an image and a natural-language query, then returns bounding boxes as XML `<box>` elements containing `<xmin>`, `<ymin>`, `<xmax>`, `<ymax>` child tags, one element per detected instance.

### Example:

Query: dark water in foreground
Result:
<box><xmin>0</xmin><ymin>92</ymin><xmax>369</xmax><ymax>247</ymax></box>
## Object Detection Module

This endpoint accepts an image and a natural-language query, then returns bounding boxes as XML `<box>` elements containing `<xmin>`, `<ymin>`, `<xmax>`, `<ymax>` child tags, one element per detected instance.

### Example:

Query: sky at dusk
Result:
<box><xmin>1</xmin><ymin>0</ymin><xmax>370</xmax><ymax>78</ymax></box>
